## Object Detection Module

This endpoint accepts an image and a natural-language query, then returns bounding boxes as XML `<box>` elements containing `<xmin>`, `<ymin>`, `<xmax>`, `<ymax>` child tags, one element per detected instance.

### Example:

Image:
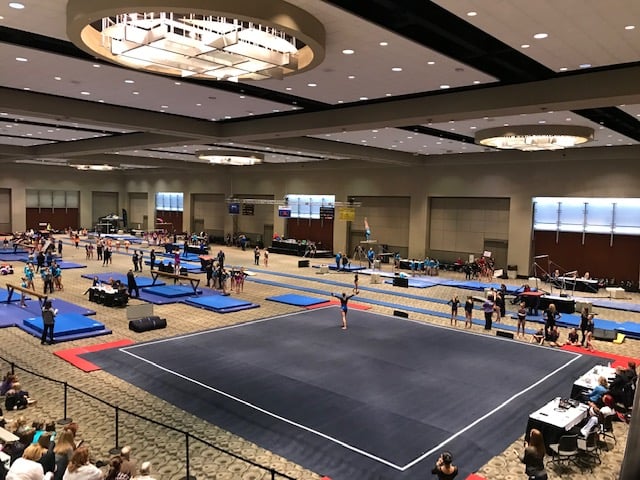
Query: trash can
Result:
<box><xmin>507</xmin><ymin>265</ymin><xmax>518</xmax><ymax>280</ymax></box>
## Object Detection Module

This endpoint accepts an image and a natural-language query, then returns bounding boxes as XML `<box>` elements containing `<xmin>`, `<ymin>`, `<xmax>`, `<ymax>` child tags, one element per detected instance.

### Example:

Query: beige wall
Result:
<box><xmin>3</xmin><ymin>151</ymin><xmax>640</xmax><ymax>276</ymax></box>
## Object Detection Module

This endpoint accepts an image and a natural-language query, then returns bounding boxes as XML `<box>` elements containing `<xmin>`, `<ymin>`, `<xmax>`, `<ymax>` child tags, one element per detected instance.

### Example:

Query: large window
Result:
<box><xmin>155</xmin><ymin>192</ymin><xmax>183</xmax><ymax>211</ymax></box>
<box><xmin>285</xmin><ymin>194</ymin><xmax>335</xmax><ymax>219</ymax></box>
<box><xmin>533</xmin><ymin>197</ymin><xmax>640</xmax><ymax>235</ymax></box>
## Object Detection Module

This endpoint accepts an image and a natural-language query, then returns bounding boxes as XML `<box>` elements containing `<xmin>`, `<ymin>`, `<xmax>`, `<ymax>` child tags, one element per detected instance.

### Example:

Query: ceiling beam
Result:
<box><xmin>0</xmin><ymin>87</ymin><xmax>223</xmax><ymax>139</ymax></box>
<box><xmin>30</xmin><ymin>132</ymin><xmax>194</xmax><ymax>157</ymax></box>
<box><xmin>218</xmin><ymin>65</ymin><xmax>640</xmax><ymax>140</ymax></box>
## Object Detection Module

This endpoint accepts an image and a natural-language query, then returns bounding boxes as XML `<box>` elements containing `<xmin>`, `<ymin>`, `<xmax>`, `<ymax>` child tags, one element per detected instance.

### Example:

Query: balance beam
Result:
<box><xmin>5</xmin><ymin>283</ymin><xmax>48</xmax><ymax>307</ymax></box>
<box><xmin>149</xmin><ymin>271</ymin><xmax>200</xmax><ymax>294</ymax></box>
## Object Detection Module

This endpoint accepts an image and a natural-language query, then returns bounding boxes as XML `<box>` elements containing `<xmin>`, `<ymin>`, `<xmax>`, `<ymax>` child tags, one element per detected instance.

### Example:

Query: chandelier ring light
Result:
<box><xmin>475</xmin><ymin>124</ymin><xmax>595</xmax><ymax>151</ymax></box>
<box><xmin>67</xmin><ymin>0</ymin><xmax>326</xmax><ymax>81</ymax></box>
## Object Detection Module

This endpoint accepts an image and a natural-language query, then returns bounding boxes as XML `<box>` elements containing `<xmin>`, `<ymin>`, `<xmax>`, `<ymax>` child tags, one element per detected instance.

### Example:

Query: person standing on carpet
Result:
<box><xmin>543</xmin><ymin>303</ymin><xmax>560</xmax><ymax>339</ymax></box>
<box><xmin>447</xmin><ymin>296</ymin><xmax>460</xmax><ymax>326</ymax></box>
<box><xmin>464</xmin><ymin>296</ymin><xmax>474</xmax><ymax>328</ymax></box>
<box><xmin>132</xmin><ymin>251</ymin><xmax>139</xmax><ymax>272</ymax></box>
<box><xmin>41</xmin><ymin>300</ymin><xmax>57</xmax><ymax>345</ymax></box>
<box><xmin>482</xmin><ymin>295</ymin><xmax>496</xmax><ymax>330</ymax></box>
<box><xmin>353</xmin><ymin>273</ymin><xmax>359</xmax><ymax>294</ymax></box>
<box><xmin>332</xmin><ymin>291</ymin><xmax>356</xmax><ymax>330</ymax></box>
<box><xmin>431</xmin><ymin>451</ymin><xmax>458</xmax><ymax>479</ymax></box>
<box><xmin>517</xmin><ymin>301</ymin><xmax>527</xmax><ymax>337</ymax></box>
<box><xmin>149</xmin><ymin>249</ymin><xmax>156</xmax><ymax>271</ymax></box>
<box><xmin>579</xmin><ymin>307</ymin><xmax>591</xmax><ymax>346</ymax></box>
<box><xmin>254</xmin><ymin>245</ymin><xmax>260</xmax><ymax>266</ymax></box>
<box><xmin>127</xmin><ymin>269</ymin><xmax>139</xmax><ymax>299</ymax></box>
<box><xmin>137</xmin><ymin>250</ymin><xmax>144</xmax><ymax>271</ymax></box>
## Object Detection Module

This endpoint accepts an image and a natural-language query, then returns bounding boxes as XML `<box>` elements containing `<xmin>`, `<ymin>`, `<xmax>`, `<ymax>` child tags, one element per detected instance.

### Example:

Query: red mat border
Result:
<box><xmin>54</xmin><ymin>339</ymin><xmax>134</xmax><ymax>372</ymax></box>
<box><xmin>560</xmin><ymin>345</ymin><xmax>640</xmax><ymax>368</ymax></box>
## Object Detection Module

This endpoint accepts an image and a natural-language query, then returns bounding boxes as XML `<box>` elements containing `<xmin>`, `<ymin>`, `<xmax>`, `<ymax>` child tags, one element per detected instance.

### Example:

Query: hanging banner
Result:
<box><xmin>338</xmin><ymin>207</ymin><xmax>355</xmax><ymax>221</ymax></box>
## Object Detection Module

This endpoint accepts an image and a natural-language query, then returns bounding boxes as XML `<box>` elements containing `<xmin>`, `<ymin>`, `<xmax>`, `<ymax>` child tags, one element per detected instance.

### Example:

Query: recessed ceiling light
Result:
<box><xmin>80</xmin><ymin>91</ymin><xmax>90</xmax><ymax>95</ymax></box>
<box><xmin>307</xmin><ymin>83</ymin><xmax>317</xmax><ymax>87</ymax></box>
<box><xmin>285</xmin><ymin>87</ymin><xmax>292</xmax><ymax>91</ymax></box>
<box><xmin>196</xmin><ymin>103</ymin><xmax>201</xmax><ymax>106</ymax></box>
<box><xmin>385</xmin><ymin>93</ymin><xmax>392</xmax><ymax>96</ymax></box>
<box><xmin>347</xmin><ymin>75</ymin><xmax>355</xmax><ymax>79</ymax></box>
<box><xmin>132</xmin><ymin>91</ymin><xmax>139</xmax><ymax>95</ymax></box>
<box><xmin>379</xmin><ymin>41</ymin><xmax>388</xmax><ymax>46</ymax></box>
<box><xmin>427</xmin><ymin>61</ymin><xmax>435</xmax><ymax>65</ymax></box>
<box><xmin>9</xmin><ymin>2</ymin><xmax>25</xmax><ymax>9</ymax></box>
<box><xmin>470</xmin><ymin>126</ymin><xmax>477</xmax><ymax>130</ymax></box>
<box><xmin>54</xmin><ymin>76</ymin><xmax>61</xmax><ymax>80</ymax></box>
<box><xmin>391</xmin><ymin>67</ymin><xmax>403</xmax><ymax>72</ymax></box>
<box><xmin>521</xmin><ymin>44</ymin><xmax>530</xmax><ymax>49</ymax></box>
<box><xmin>624</xmin><ymin>25</ymin><xmax>635</xmax><ymax>30</ymax></box>
<box><xmin>467</xmin><ymin>11</ymin><xmax>477</xmax><ymax>16</ymax></box>
<box><xmin>92</xmin><ymin>64</ymin><xmax>100</xmax><ymax>68</ymax></box>
<box><xmin>579</xmin><ymin>63</ymin><xmax>592</xmax><ymax>68</ymax></box>
<box><xmin>473</xmin><ymin>80</ymin><xmax>481</xmax><ymax>84</ymax></box>
<box><xmin>124</xmin><ymin>79</ymin><xmax>135</xmax><ymax>83</ymax></box>
<box><xmin>359</xmin><ymin>96</ymin><xmax>368</xmax><ymax>100</ymax></box>
<box><xmin>15</xmin><ymin>57</ymin><xmax>28</xmax><ymax>62</ymax></box>
<box><xmin>342</xmin><ymin>49</ymin><xmax>355</xmax><ymax>55</ymax></box>
<box><xmin>559</xmin><ymin>67</ymin><xmax>568</xmax><ymax>72</ymax></box>
<box><xmin>337</xmin><ymin>100</ymin><xmax>344</xmax><ymax>104</ymax></box>
<box><xmin>98</xmin><ymin>100</ymin><xmax>104</xmax><ymax>103</ymax></box>
<box><xmin>239</xmin><ymin>95</ymin><xmax>245</xmax><ymax>99</ymax></box>
<box><xmin>440</xmin><ymin>84</ymin><xmax>450</xmax><ymax>89</ymax></box>
<box><xmin>533</xmin><ymin>33</ymin><xmax>548</xmax><ymax>39</ymax></box>
<box><xmin>174</xmin><ymin>81</ymin><xmax>181</xmax><ymax>85</ymax></box>
<box><xmin>161</xmin><ymin>105</ymin><xmax>168</xmax><ymax>108</ymax></box>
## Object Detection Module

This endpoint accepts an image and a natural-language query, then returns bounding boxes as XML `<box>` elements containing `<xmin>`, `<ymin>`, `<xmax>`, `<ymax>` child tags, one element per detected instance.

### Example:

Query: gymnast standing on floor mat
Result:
<box><xmin>332</xmin><ymin>291</ymin><xmax>356</xmax><ymax>330</ymax></box>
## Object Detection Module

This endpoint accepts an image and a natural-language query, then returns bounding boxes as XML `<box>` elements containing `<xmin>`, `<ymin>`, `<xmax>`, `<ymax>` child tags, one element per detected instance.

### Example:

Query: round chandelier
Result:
<box><xmin>67</xmin><ymin>0</ymin><xmax>325</xmax><ymax>81</ymax></box>
<box><xmin>475</xmin><ymin>125</ymin><xmax>595</xmax><ymax>151</ymax></box>
<box><xmin>197</xmin><ymin>149</ymin><xmax>263</xmax><ymax>165</ymax></box>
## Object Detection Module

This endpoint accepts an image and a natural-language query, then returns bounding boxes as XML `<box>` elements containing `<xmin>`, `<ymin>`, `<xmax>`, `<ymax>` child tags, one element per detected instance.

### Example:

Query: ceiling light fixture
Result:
<box><xmin>475</xmin><ymin>125</ymin><xmax>594</xmax><ymax>151</ymax></box>
<box><xmin>74</xmin><ymin>164</ymin><xmax>116</xmax><ymax>171</ymax></box>
<box><xmin>67</xmin><ymin>0</ymin><xmax>325</xmax><ymax>81</ymax></box>
<box><xmin>196</xmin><ymin>149</ymin><xmax>263</xmax><ymax>166</ymax></box>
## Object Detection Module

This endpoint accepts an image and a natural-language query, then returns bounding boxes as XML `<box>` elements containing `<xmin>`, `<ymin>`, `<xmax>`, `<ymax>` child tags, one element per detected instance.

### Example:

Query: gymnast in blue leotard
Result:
<box><xmin>332</xmin><ymin>292</ymin><xmax>356</xmax><ymax>330</ymax></box>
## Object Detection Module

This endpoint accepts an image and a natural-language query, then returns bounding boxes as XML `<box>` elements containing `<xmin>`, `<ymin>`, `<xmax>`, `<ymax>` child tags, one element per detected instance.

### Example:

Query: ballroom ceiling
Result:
<box><xmin>0</xmin><ymin>0</ymin><xmax>639</xmax><ymax>171</ymax></box>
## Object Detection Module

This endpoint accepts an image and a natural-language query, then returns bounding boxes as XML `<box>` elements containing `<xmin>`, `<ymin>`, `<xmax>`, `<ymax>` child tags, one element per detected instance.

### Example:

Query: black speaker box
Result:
<box><xmin>496</xmin><ymin>330</ymin><xmax>515</xmax><ymax>339</ymax></box>
<box><xmin>392</xmin><ymin>277</ymin><xmax>409</xmax><ymax>288</ymax></box>
<box><xmin>593</xmin><ymin>328</ymin><xmax>616</xmax><ymax>341</ymax></box>
<box><xmin>129</xmin><ymin>316</ymin><xmax>167</xmax><ymax>333</ymax></box>
<box><xmin>393</xmin><ymin>310</ymin><xmax>409</xmax><ymax>318</ymax></box>
<box><xmin>298</xmin><ymin>259</ymin><xmax>310</xmax><ymax>268</ymax></box>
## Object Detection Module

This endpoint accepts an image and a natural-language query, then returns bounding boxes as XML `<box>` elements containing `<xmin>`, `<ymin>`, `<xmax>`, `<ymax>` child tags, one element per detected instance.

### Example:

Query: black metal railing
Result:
<box><xmin>2</xmin><ymin>357</ymin><xmax>298</xmax><ymax>480</ymax></box>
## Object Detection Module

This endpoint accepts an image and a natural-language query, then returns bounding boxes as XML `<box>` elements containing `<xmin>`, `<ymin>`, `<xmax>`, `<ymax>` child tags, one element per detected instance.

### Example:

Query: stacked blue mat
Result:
<box><xmin>184</xmin><ymin>295</ymin><xmax>259</xmax><ymax>313</ymax></box>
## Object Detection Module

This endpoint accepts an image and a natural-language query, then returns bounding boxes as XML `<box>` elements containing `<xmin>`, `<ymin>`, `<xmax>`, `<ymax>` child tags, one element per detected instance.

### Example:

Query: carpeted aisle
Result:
<box><xmin>83</xmin><ymin>308</ymin><xmax>607</xmax><ymax>479</ymax></box>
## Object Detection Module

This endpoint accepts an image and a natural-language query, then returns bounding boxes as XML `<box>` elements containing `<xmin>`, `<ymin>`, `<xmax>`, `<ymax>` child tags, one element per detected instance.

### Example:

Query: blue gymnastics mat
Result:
<box><xmin>144</xmin><ymin>285</ymin><xmax>201</xmax><ymax>298</ymax></box>
<box><xmin>0</xmin><ymin>289</ymin><xmax>20</xmax><ymax>302</ymax></box>
<box><xmin>591</xmin><ymin>299</ymin><xmax>640</xmax><ymax>313</ymax></box>
<box><xmin>327</xmin><ymin>264</ymin><xmax>366</xmax><ymax>272</ymax></box>
<box><xmin>56</xmin><ymin>261</ymin><xmax>87</xmax><ymax>269</ymax></box>
<box><xmin>184</xmin><ymin>295</ymin><xmax>259</xmax><ymax>313</ymax></box>
<box><xmin>82</xmin><ymin>272</ymin><xmax>163</xmax><ymax>288</ymax></box>
<box><xmin>267</xmin><ymin>294</ymin><xmax>328</xmax><ymax>307</ymax></box>
<box><xmin>383</xmin><ymin>278</ymin><xmax>436</xmax><ymax>288</ymax></box>
<box><xmin>162</xmin><ymin>252</ymin><xmax>203</xmax><ymax>262</ymax></box>
<box><xmin>616</xmin><ymin>322</ymin><xmax>640</xmax><ymax>339</ymax></box>
<box><xmin>22</xmin><ymin>313</ymin><xmax>111</xmax><ymax>342</ymax></box>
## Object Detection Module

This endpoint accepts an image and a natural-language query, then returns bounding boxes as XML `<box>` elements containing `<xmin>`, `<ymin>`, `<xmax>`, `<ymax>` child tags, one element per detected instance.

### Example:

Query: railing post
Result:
<box><xmin>109</xmin><ymin>406</ymin><xmax>121</xmax><ymax>454</ymax></box>
<box><xmin>271</xmin><ymin>468</ymin><xmax>276</xmax><ymax>480</ymax></box>
<box><xmin>10</xmin><ymin>362</ymin><xmax>15</xmax><ymax>376</ymax></box>
<box><xmin>180</xmin><ymin>432</ymin><xmax>196</xmax><ymax>480</ymax></box>
<box><xmin>57</xmin><ymin>381</ymin><xmax>72</xmax><ymax>425</ymax></box>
